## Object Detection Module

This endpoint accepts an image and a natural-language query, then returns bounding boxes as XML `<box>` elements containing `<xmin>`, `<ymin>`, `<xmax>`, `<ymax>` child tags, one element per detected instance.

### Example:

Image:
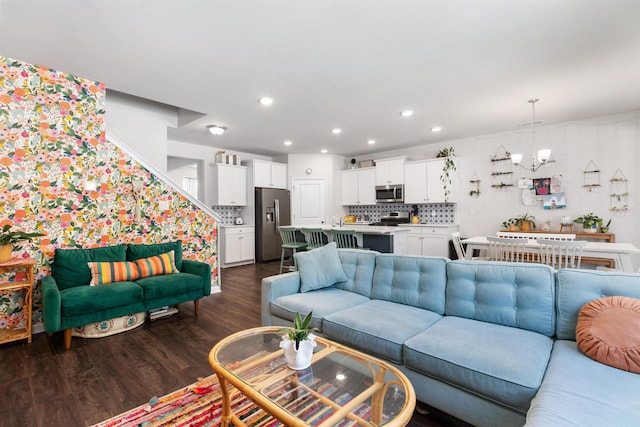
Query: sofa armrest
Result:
<box><xmin>181</xmin><ymin>259</ymin><xmax>212</xmax><ymax>296</ymax></box>
<box><xmin>41</xmin><ymin>275</ymin><xmax>62</xmax><ymax>333</ymax></box>
<box><xmin>261</xmin><ymin>272</ymin><xmax>301</xmax><ymax>326</ymax></box>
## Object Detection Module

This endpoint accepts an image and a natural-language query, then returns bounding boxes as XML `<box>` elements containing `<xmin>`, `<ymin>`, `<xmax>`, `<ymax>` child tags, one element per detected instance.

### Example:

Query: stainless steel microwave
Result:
<box><xmin>375</xmin><ymin>185</ymin><xmax>404</xmax><ymax>203</ymax></box>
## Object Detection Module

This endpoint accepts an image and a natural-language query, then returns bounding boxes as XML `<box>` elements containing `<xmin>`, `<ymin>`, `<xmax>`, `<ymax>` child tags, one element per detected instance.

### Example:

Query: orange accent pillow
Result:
<box><xmin>576</xmin><ymin>296</ymin><xmax>640</xmax><ymax>373</ymax></box>
<box><xmin>88</xmin><ymin>261</ymin><xmax>140</xmax><ymax>286</ymax></box>
<box><xmin>134</xmin><ymin>250</ymin><xmax>178</xmax><ymax>279</ymax></box>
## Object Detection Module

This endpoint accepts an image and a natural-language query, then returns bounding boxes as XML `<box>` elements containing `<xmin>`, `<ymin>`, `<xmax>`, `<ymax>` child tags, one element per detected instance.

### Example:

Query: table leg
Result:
<box><xmin>218</xmin><ymin>374</ymin><xmax>232</xmax><ymax>427</ymax></box>
<box><xmin>618</xmin><ymin>254</ymin><xmax>634</xmax><ymax>273</ymax></box>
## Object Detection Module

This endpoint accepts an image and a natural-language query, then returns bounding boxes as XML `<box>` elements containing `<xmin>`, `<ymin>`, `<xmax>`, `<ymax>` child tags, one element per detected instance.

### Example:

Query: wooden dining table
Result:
<box><xmin>461</xmin><ymin>236</ymin><xmax>640</xmax><ymax>272</ymax></box>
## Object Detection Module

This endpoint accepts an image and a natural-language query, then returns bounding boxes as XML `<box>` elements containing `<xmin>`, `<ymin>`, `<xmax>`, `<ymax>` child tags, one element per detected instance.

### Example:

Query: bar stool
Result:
<box><xmin>301</xmin><ymin>228</ymin><xmax>326</xmax><ymax>250</ymax></box>
<box><xmin>332</xmin><ymin>229</ymin><xmax>360</xmax><ymax>249</ymax></box>
<box><xmin>278</xmin><ymin>227</ymin><xmax>307</xmax><ymax>274</ymax></box>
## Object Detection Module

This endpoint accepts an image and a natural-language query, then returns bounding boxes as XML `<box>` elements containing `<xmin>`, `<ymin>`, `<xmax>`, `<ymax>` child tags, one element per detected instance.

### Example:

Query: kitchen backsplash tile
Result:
<box><xmin>212</xmin><ymin>206</ymin><xmax>244</xmax><ymax>225</ymax></box>
<box><xmin>347</xmin><ymin>203</ymin><xmax>456</xmax><ymax>224</ymax></box>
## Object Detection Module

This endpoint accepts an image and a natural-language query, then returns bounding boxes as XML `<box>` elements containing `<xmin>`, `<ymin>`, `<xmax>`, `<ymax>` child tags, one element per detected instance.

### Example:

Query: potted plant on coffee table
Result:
<box><xmin>0</xmin><ymin>224</ymin><xmax>44</xmax><ymax>263</ymax></box>
<box><xmin>279</xmin><ymin>311</ymin><xmax>318</xmax><ymax>370</ymax></box>
<box><xmin>574</xmin><ymin>213</ymin><xmax>603</xmax><ymax>233</ymax></box>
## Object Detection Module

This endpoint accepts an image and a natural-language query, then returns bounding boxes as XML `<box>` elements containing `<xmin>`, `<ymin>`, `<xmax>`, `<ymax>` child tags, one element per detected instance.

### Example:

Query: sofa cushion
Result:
<box><xmin>88</xmin><ymin>261</ymin><xmax>141</xmax><ymax>285</ymax></box>
<box><xmin>271</xmin><ymin>288</ymin><xmax>369</xmax><ymax>331</ymax></box>
<box><xmin>334</xmin><ymin>249</ymin><xmax>377</xmax><ymax>298</ymax></box>
<box><xmin>134</xmin><ymin>251</ymin><xmax>178</xmax><ymax>278</ymax></box>
<box><xmin>525</xmin><ymin>340</ymin><xmax>640</xmax><ymax>426</ymax></box>
<box><xmin>135</xmin><ymin>272</ymin><xmax>203</xmax><ymax>300</ymax></box>
<box><xmin>404</xmin><ymin>316</ymin><xmax>553</xmax><ymax>413</ymax></box>
<box><xmin>556</xmin><ymin>269</ymin><xmax>640</xmax><ymax>340</ymax></box>
<box><xmin>60</xmin><ymin>281</ymin><xmax>143</xmax><ymax>316</ymax></box>
<box><xmin>576</xmin><ymin>296</ymin><xmax>640</xmax><ymax>373</ymax></box>
<box><xmin>53</xmin><ymin>244</ymin><xmax>128</xmax><ymax>290</ymax></box>
<box><xmin>446</xmin><ymin>261</ymin><xmax>556</xmax><ymax>336</ymax></box>
<box><xmin>127</xmin><ymin>241</ymin><xmax>183</xmax><ymax>270</ymax></box>
<box><xmin>323</xmin><ymin>300</ymin><xmax>442</xmax><ymax>364</ymax></box>
<box><xmin>294</xmin><ymin>242</ymin><xmax>347</xmax><ymax>292</ymax></box>
<box><xmin>371</xmin><ymin>254</ymin><xmax>448</xmax><ymax>314</ymax></box>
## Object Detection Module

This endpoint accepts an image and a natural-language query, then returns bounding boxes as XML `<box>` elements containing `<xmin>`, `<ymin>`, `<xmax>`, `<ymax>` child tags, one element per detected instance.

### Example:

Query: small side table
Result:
<box><xmin>0</xmin><ymin>258</ymin><xmax>35</xmax><ymax>344</ymax></box>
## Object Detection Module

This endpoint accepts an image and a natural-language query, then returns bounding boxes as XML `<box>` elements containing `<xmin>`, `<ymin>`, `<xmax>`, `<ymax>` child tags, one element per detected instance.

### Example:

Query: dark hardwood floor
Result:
<box><xmin>0</xmin><ymin>261</ymin><xmax>470</xmax><ymax>427</ymax></box>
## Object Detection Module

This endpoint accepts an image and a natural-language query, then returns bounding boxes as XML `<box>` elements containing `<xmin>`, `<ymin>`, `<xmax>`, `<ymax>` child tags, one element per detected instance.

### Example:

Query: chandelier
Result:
<box><xmin>511</xmin><ymin>98</ymin><xmax>551</xmax><ymax>172</ymax></box>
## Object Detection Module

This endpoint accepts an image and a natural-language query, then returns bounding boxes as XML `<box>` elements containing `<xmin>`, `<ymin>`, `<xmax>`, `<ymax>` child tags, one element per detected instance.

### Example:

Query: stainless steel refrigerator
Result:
<box><xmin>255</xmin><ymin>187</ymin><xmax>291</xmax><ymax>262</ymax></box>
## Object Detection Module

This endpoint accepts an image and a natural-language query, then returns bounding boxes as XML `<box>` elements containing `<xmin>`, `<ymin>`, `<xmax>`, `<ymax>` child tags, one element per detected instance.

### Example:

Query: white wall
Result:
<box><xmin>105</xmin><ymin>90</ymin><xmax>177</xmax><ymax>172</ymax></box>
<box><xmin>363</xmin><ymin>111</ymin><xmax>640</xmax><ymax>249</ymax></box>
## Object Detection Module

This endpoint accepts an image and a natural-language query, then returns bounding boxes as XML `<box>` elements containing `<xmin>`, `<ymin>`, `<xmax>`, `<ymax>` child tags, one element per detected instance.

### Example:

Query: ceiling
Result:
<box><xmin>1</xmin><ymin>1</ymin><xmax>639</xmax><ymax>157</ymax></box>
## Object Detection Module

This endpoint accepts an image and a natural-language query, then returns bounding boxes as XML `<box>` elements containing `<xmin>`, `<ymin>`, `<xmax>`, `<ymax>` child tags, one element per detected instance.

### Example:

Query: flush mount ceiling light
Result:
<box><xmin>331</xmin><ymin>128</ymin><xmax>342</xmax><ymax>134</ymax></box>
<box><xmin>367</xmin><ymin>139</ymin><xmax>376</xmax><ymax>145</ymax></box>
<box><xmin>258</xmin><ymin>96</ymin><xmax>274</xmax><ymax>106</ymax></box>
<box><xmin>207</xmin><ymin>125</ymin><xmax>227</xmax><ymax>135</ymax></box>
<box><xmin>431</xmin><ymin>126</ymin><xmax>442</xmax><ymax>132</ymax></box>
<box><xmin>283</xmin><ymin>140</ymin><xmax>292</xmax><ymax>146</ymax></box>
<box><xmin>321</xmin><ymin>149</ymin><xmax>328</xmax><ymax>154</ymax></box>
<box><xmin>511</xmin><ymin>98</ymin><xmax>551</xmax><ymax>172</ymax></box>
<box><xmin>400</xmin><ymin>110</ymin><xmax>414</xmax><ymax>117</ymax></box>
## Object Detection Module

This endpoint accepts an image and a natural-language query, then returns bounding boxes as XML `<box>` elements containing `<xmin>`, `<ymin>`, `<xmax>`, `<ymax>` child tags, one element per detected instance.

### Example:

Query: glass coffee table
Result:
<box><xmin>209</xmin><ymin>326</ymin><xmax>416</xmax><ymax>427</ymax></box>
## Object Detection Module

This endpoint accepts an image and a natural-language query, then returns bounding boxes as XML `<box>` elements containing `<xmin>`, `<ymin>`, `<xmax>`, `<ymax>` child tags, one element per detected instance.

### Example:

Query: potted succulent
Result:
<box><xmin>0</xmin><ymin>224</ymin><xmax>44</xmax><ymax>263</ymax></box>
<box><xmin>515</xmin><ymin>213</ymin><xmax>536</xmax><ymax>232</ymax></box>
<box><xmin>574</xmin><ymin>213</ymin><xmax>603</xmax><ymax>233</ymax></box>
<box><xmin>279</xmin><ymin>311</ymin><xmax>319</xmax><ymax>370</ymax></box>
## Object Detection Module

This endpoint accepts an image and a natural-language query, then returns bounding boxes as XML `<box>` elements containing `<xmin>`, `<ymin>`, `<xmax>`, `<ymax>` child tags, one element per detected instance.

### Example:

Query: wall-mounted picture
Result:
<box><xmin>543</xmin><ymin>193</ymin><xmax>566</xmax><ymax>209</ymax></box>
<box><xmin>533</xmin><ymin>178</ymin><xmax>551</xmax><ymax>195</ymax></box>
<box><xmin>550</xmin><ymin>175</ymin><xmax>564</xmax><ymax>193</ymax></box>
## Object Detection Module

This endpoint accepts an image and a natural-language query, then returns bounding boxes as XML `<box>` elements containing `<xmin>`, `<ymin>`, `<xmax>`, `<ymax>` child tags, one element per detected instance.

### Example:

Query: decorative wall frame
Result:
<box><xmin>490</xmin><ymin>145</ymin><xmax>514</xmax><ymax>190</ymax></box>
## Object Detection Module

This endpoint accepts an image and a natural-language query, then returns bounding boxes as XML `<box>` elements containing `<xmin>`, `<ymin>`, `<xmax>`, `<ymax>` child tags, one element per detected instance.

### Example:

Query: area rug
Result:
<box><xmin>92</xmin><ymin>372</ymin><xmax>372</xmax><ymax>427</ymax></box>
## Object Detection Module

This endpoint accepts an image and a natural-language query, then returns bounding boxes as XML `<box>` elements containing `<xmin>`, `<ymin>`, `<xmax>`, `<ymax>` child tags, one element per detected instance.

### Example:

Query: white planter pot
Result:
<box><xmin>280</xmin><ymin>334</ymin><xmax>316</xmax><ymax>370</ymax></box>
<box><xmin>583</xmin><ymin>226</ymin><xmax>597</xmax><ymax>234</ymax></box>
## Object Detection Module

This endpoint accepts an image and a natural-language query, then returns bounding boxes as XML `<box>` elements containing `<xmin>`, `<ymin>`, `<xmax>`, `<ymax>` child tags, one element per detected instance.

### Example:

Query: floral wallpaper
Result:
<box><xmin>0</xmin><ymin>56</ymin><xmax>218</xmax><ymax>331</ymax></box>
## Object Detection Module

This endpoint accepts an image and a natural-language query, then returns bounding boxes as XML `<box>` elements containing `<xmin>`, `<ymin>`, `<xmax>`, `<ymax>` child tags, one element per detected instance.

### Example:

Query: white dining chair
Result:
<box><xmin>537</xmin><ymin>239</ymin><xmax>587</xmax><ymax>270</ymax></box>
<box><xmin>452</xmin><ymin>232</ymin><xmax>489</xmax><ymax>260</ymax></box>
<box><xmin>486</xmin><ymin>235</ymin><xmax>533</xmax><ymax>262</ymax></box>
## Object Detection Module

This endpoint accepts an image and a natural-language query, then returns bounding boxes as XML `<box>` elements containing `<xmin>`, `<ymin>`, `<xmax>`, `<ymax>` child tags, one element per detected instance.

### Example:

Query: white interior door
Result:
<box><xmin>292</xmin><ymin>178</ymin><xmax>326</xmax><ymax>225</ymax></box>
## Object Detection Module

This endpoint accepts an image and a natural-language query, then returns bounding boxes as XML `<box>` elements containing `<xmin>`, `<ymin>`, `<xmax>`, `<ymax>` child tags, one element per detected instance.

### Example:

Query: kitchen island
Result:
<box><xmin>297</xmin><ymin>224</ymin><xmax>410</xmax><ymax>254</ymax></box>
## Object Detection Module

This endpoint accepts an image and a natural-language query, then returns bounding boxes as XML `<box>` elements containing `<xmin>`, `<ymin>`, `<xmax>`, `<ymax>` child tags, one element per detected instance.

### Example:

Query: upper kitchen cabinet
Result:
<box><xmin>251</xmin><ymin>159</ymin><xmax>288</xmax><ymax>189</ymax></box>
<box><xmin>375</xmin><ymin>158</ymin><xmax>405</xmax><ymax>186</ymax></box>
<box><xmin>212</xmin><ymin>163</ymin><xmax>247</xmax><ymax>206</ymax></box>
<box><xmin>342</xmin><ymin>167</ymin><xmax>376</xmax><ymax>205</ymax></box>
<box><xmin>404</xmin><ymin>158</ymin><xmax>455</xmax><ymax>204</ymax></box>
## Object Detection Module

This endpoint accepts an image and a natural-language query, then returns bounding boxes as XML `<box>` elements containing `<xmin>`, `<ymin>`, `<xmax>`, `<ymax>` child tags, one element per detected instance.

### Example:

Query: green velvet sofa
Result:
<box><xmin>42</xmin><ymin>241</ymin><xmax>211</xmax><ymax>349</ymax></box>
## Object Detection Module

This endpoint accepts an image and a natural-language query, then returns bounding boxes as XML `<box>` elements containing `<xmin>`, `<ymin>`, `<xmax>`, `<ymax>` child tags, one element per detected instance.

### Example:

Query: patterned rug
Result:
<box><xmin>92</xmin><ymin>372</ymin><xmax>374</xmax><ymax>427</ymax></box>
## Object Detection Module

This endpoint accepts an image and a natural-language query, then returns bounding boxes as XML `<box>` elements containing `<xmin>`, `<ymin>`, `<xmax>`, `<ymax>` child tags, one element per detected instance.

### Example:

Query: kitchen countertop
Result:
<box><xmin>220</xmin><ymin>224</ymin><xmax>254</xmax><ymax>228</ymax></box>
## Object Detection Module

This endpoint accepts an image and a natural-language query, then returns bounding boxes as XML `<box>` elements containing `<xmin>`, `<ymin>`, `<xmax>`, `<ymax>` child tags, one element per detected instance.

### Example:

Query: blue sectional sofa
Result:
<box><xmin>261</xmin><ymin>246</ymin><xmax>640</xmax><ymax>427</ymax></box>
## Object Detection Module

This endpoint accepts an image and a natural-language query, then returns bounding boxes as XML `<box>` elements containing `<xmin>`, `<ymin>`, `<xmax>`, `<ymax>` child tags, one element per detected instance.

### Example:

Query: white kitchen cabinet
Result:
<box><xmin>404</xmin><ymin>158</ymin><xmax>455</xmax><ymax>204</ymax></box>
<box><xmin>212</xmin><ymin>163</ymin><xmax>247</xmax><ymax>206</ymax></box>
<box><xmin>406</xmin><ymin>225</ymin><xmax>458</xmax><ymax>257</ymax></box>
<box><xmin>221</xmin><ymin>225</ymin><xmax>255</xmax><ymax>267</ymax></box>
<box><xmin>375</xmin><ymin>158</ymin><xmax>405</xmax><ymax>186</ymax></box>
<box><xmin>341</xmin><ymin>167</ymin><xmax>376</xmax><ymax>205</ymax></box>
<box><xmin>252</xmin><ymin>159</ymin><xmax>287</xmax><ymax>189</ymax></box>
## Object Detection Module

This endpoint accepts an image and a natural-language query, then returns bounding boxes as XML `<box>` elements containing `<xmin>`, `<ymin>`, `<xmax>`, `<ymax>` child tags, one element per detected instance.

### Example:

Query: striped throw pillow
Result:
<box><xmin>88</xmin><ymin>261</ymin><xmax>141</xmax><ymax>286</ymax></box>
<box><xmin>134</xmin><ymin>250</ymin><xmax>178</xmax><ymax>279</ymax></box>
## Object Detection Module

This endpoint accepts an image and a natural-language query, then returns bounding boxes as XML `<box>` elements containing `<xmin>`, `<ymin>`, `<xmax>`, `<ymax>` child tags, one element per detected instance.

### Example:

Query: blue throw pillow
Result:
<box><xmin>294</xmin><ymin>242</ymin><xmax>347</xmax><ymax>292</ymax></box>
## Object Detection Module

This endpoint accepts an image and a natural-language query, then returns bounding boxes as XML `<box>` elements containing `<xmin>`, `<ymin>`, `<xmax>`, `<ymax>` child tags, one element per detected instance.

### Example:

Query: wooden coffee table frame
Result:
<box><xmin>209</xmin><ymin>326</ymin><xmax>416</xmax><ymax>427</ymax></box>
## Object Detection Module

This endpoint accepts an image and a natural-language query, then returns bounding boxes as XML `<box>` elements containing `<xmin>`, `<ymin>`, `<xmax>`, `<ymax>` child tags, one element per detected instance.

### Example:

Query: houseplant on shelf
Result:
<box><xmin>0</xmin><ymin>224</ymin><xmax>44</xmax><ymax>263</ymax></box>
<box><xmin>515</xmin><ymin>213</ymin><xmax>536</xmax><ymax>232</ymax></box>
<box><xmin>279</xmin><ymin>311</ymin><xmax>318</xmax><ymax>370</ymax></box>
<box><xmin>574</xmin><ymin>213</ymin><xmax>603</xmax><ymax>233</ymax></box>
<box><xmin>501</xmin><ymin>218</ymin><xmax>519</xmax><ymax>231</ymax></box>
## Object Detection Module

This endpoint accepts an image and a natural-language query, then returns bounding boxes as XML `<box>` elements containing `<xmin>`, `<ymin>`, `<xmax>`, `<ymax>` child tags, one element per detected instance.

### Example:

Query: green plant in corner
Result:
<box><xmin>437</xmin><ymin>147</ymin><xmax>456</xmax><ymax>203</ymax></box>
<box><xmin>0</xmin><ymin>224</ymin><xmax>44</xmax><ymax>248</ymax></box>
<box><xmin>279</xmin><ymin>311</ymin><xmax>319</xmax><ymax>350</ymax></box>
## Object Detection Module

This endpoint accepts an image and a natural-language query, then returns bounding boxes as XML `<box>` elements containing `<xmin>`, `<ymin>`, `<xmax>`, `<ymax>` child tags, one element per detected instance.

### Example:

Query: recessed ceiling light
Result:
<box><xmin>331</xmin><ymin>128</ymin><xmax>342</xmax><ymax>134</ymax></box>
<box><xmin>400</xmin><ymin>110</ymin><xmax>414</xmax><ymax>117</ymax></box>
<box><xmin>283</xmin><ymin>140</ymin><xmax>292</xmax><ymax>146</ymax></box>
<box><xmin>431</xmin><ymin>126</ymin><xmax>442</xmax><ymax>132</ymax></box>
<box><xmin>258</xmin><ymin>96</ymin><xmax>274</xmax><ymax>106</ymax></box>
<box><xmin>367</xmin><ymin>139</ymin><xmax>376</xmax><ymax>145</ymax></box>
<box><xmin>321</xmin><ymin>149</ymin><xmax>328</xmax><ymax>154</ymax></box>
<box><xmin>207</xmin><ymin>125</ymin><xmax>227</xmax><ymax>135</ymax></box>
